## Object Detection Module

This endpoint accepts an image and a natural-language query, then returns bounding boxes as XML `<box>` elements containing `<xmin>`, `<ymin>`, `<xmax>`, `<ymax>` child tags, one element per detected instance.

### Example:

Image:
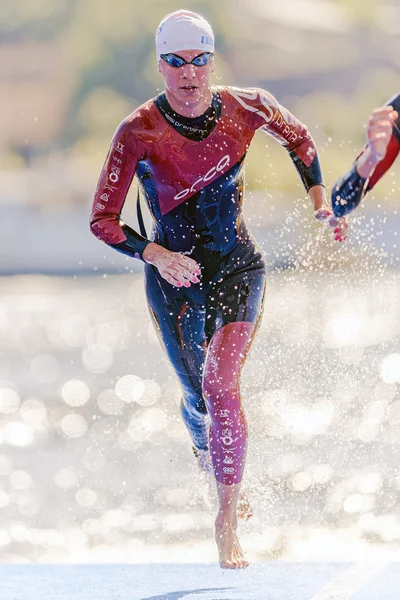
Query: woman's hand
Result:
<box><xmin>314</xmin><ymin>206</ymin><xmax>348</xmax><ymax>242</ymax></box>
<box><xmin>142</xmin><ymin>242</ymin><xmax>201</xmax><ymax>287</ymax></box>
<box><xmin>309</xmin><ymin>187</ymin><xmax>348</xmax><ymax>242</ymax></box>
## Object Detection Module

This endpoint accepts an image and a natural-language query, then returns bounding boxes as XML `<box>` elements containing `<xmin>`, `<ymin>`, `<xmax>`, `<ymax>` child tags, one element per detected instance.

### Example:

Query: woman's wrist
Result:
<box><xmin>142</xmin><ymin>242</ymin><xmax>161</xmax><ymax>264</ymax></box>
<box><xmin>142</xmin><ymin>242</ymin><xmax>171</xmax><ymax>265</ymax></box>
<box><xmin>308</xmin><ymin>184</ymin><xmax>327</xmax><ymax>212</ymax></box>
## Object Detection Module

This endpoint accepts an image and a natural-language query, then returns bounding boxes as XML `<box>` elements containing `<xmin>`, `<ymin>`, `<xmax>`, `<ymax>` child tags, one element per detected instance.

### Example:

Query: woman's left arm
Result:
<box><xmin>250</xmin><ymin>88</ymin><xmax>348</xmax><ymax>241</ymax></box>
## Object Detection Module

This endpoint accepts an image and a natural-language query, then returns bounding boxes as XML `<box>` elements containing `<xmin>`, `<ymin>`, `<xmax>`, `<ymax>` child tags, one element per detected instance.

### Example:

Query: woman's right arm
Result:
<box><xmin>90</xmin><ymin>120</ymin><xmax>152</xmax><ymax>261</ymax></box>
<box><xmin>90</xmin><ymin>121</ymin><xmax>201</xmax><ymax>286</ymax></box>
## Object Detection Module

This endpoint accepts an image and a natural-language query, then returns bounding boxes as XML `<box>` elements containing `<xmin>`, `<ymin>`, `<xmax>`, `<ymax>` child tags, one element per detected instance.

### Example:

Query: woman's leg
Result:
<box><xmin>145</xmin><ymin>265</ymin><xmax>209</xmax><ymax>451</ymax></box>
<box><xmin>203</xmin><ymin>321</ymin><xmax>259</xmax><ymax>568</ymax></box>
<box><xmin>203</xmin><ymin>266</ymin><xmax>266</xmax><ymax>568</ymax></box>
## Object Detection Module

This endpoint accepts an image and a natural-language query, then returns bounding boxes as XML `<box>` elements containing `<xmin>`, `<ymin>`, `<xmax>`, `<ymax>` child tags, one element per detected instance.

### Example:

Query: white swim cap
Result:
<box><xmin>155</xmin><ymin>10</ymin><xmax>215</xmax><ymax>60</ymax></box>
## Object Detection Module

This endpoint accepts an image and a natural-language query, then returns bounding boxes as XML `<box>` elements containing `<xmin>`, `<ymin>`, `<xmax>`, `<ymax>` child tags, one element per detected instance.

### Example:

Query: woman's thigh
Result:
<box><xmin>205</xmin><ymin>267</ymin><xmax>266</xmax><ymax>344</ymax></box>
<box><xmin>145</xmin><ymin>264</ymin><xmax>207</xmax><ymax>404</ymax></box>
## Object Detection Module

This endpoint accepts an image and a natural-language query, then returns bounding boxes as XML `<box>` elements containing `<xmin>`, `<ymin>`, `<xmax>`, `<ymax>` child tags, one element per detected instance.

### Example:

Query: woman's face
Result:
<box><xmin>158</xmin><ymin>49</ymin><xmax>214</xmax><ymax>108</ymax></box>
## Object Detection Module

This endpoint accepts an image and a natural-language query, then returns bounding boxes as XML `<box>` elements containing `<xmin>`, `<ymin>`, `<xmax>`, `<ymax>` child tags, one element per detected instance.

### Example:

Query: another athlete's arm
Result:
<box><xmin>332</xmin><ymin>95</ymin><xmax>400</xmax><ymax>218</ymax></box>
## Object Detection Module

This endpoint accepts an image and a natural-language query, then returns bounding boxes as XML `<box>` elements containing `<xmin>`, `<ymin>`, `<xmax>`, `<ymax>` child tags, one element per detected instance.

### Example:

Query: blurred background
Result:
<box><xmin>1</xmin><ymin>0</ymin><xmax>400</xmax><ymax>565</ymax></box>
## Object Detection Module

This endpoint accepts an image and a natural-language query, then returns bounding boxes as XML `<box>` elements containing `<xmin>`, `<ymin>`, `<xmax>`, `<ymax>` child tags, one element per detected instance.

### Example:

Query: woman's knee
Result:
<box><xmin>180</xmin><ymin>393</ymin><xmax>207</xmax><ymax>418</ymax></box>
<box><xmin>203</xmin><ymin>322</ymin><xmax>256</xmax><ymax>393</ymax></box>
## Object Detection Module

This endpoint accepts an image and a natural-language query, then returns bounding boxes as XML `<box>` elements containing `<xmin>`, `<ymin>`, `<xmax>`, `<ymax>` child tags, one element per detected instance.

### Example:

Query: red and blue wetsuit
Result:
<box><xmin>332</xmin><ymin>93</ymin><xmax>400</xmax><ymax>217</ymax></box>
<box><xmin>90</xmin><ymin>85</ymin><xmax>324</xmax><ymax>485</ymax></box>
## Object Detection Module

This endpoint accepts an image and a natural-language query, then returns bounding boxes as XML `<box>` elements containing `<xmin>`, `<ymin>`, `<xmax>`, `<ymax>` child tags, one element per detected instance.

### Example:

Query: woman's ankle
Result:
<box><xmin>215</xmin><ymin>511</ymin><xmax>238</xmax><ymax>529</ymax></box>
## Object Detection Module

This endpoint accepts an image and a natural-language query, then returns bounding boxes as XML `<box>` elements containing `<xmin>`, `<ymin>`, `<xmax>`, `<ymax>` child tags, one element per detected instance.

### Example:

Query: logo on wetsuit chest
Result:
<box><xmin>174</xmin><ymin>154</ymin><xmax>231</xmax><ymax>201</ymax></box>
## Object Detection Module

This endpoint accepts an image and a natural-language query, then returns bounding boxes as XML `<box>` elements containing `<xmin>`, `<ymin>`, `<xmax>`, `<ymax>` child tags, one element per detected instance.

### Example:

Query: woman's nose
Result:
<box><xmin>181</xmin><ymin>63</ymin><xmax>196</xmax><ymax>79</ymax></box>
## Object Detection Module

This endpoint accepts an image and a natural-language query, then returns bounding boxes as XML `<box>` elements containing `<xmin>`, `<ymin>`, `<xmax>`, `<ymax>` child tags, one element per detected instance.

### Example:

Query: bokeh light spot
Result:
<box><xmin>60</xmin><ymin>314</ymin><xmax>90</xmax><ymax>347</ymax></box>
<box><xmin>54</xmin><ymin>466</ymin><xmax>80</xmax><ymax>489</ymax></box>
<box><xmin>61</xmin><ymin>414</ymin><xmax>88</xmax><ymax>438</ymax></box>
<box><xmin>3</xmin><ymin>422</ymin><xmax>34</xmax><ymax>447</ymax></box>
<box><xmin>115</xmin><ymin>375</ymin><xmax>145</xmax><ymax>403</ymax></box>
<box><xmin>137</xmin><ymin>380</ymin><xmax>161</xmax><ymax>407</ymax></box>
<box><xmin>20</xmin><ymin>398</ymin><xmax>48</xmax><ymax>427</ymax></box>
<box><xmin>97</xmin><ymin>389</ymin><xmax>125</xmax><ymax>415</ymax></box>
<box><xmin>0</xmin><ymin>388</ymin><xmax>20</xmax><ymax>414</ymax></box>
<box><xmin>323</xmin><ymin>313</ymin><xmax>361</xmax><ymax>348</ymax></box>
<box><xmin>61</xmin><ymin>379</ymin><xmax>90</xmax><ymax>407</ymax></box>
<box><xmin>82</xmin><ymin>344</ymin><xmax>113</xmax><ymax>374</ymax></box>
<box><xmin>0</xmin><ymin>491</ymin><xmax>10</xmax><ymax>508</ymax></box>
<box><xmin>75</xmin><ymin>487</ymin><xmax>97</xmax><ymax>507</ymax></box>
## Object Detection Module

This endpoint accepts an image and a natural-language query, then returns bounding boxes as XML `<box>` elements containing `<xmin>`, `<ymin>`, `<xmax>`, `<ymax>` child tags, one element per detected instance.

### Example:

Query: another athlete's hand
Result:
<box><xmin>142</xmin><ymin>242</ymin><xmax>201</xmax><ymax>287</ymax></box>
<box><xmin>314</xmin><ymin>206</ymin><xmax>348</xmax><ymax>242</ymax></box>
<box><xmin>366</xmin><ymin>105</ymin><xmax>398</xmax><ymax>162</ymax></box>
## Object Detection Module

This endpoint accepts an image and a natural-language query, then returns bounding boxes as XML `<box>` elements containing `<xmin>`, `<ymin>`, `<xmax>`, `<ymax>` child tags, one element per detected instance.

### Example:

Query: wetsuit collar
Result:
<box><xmin>155</xmin><ymin>88</ymin><xmax>222</xmax><ymax>141</ymax></box>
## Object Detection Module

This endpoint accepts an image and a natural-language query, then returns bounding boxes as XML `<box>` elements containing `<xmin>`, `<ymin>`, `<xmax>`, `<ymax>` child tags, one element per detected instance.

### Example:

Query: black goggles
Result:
<box><xmin>160</xmin><ymin>52</ymin><xmax>214</xmax><ymax>68</ymax></box>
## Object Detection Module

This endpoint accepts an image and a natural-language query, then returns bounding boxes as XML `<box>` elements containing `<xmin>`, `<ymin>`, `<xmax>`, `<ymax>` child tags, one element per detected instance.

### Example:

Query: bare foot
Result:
<box><xmin>237</xmin><ymin>491</ymin><xmax>253</xmax><ymax>521</ymax></box>
<box><xmin>215</xmin><ymin>517</ymin><xmax>249</xmax><ymax>569</ymax></box>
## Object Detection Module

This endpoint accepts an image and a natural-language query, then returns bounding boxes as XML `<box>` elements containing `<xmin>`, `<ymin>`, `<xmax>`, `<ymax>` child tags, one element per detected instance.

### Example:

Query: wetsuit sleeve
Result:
<box><xmin>250</xmin><ymin>88</ymin><xmax>324</xmax><ymax>192</ymax></box>
<box><xmin>90</xmin><ymin>121</ymin><xmax>151</xmax><ymax>261</ymax></box>
<box><xmin>332</xmin><ymin>94</ymin><xmax>400</xmax><ymax>217</ymax></box>
<box><xmin>366</xmin><ymin>94</ymin><xmax>400</xmax><ymax>191</ymax></box>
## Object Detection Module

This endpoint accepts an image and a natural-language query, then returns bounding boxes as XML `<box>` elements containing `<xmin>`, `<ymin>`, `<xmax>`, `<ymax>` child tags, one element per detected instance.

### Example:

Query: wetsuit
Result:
<box><xmin>90</xmin><ymin>85</ymin><xmax>323</xmax><ymax>485</ymax></box>
<box><xmin>332</xmin><ymin>94</ymin><xmax>400</xmax><ymax>217</ymax></box>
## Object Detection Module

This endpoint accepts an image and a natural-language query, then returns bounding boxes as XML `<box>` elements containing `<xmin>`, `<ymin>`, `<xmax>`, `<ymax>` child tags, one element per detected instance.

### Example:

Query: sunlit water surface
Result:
<box><xmin>1</xmin><ymin>257</ymin><xmax>400</xmax><ymax>563</ymax></box>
